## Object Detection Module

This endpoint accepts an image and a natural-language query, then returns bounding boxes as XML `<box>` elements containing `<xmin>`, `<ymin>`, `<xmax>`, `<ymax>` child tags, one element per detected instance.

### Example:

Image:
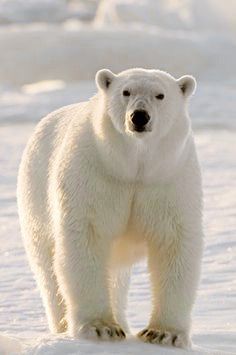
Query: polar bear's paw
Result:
<box><xmin>78</xmin><ymin>320</ymin><xmax>126</xmax><ymax>341</ymax></box>
<box><xmin>137</xmin><ymin>328</ymin><xmax>190</xmax><ymax>348</ymax></box>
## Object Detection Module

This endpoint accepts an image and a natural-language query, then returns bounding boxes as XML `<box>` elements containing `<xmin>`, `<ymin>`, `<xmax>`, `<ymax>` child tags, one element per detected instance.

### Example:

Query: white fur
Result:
<box><xmin>17</xmin><ymin>68</ymin><xmax>203</xmax><ymax>348</ymax></box>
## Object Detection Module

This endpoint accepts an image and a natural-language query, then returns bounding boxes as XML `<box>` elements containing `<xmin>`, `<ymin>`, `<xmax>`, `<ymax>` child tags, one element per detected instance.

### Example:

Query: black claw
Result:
<box><xmin>152</xmin><ymin>331</ymin><xmax>160</xmax><ymax>340</ymax></box>
<box><xmin>172</xmin><ymin>335</ymin><xmax>178</xmax><ymax>345</ymax></box>
<box><xmin>159</xmin><ymin>333</ymin><xmax>166</xmax><ymax>342</ymax></box>
<box><xmin>95</xmin><ymin>328</ymin><xmax>101</xmax><ymax>337</ymax></box>
<box><xmin>115</xmin><ymin>329</ymin><xmax>120</xmax><ymax>337</ymax></box>
<box><xmin>107</xmin><ymin>328</ymin><xmax>113</xmax><ymax>336</ymax></box>
<box><xmin>120</xmin><ymin>329</ymin><xmax>126</xmax><ymax>338</ymax></box>
<box><xmin>147</xmin><ymin>330</ymin><xmax>154</xmax><ymax>337</ymax></box>
<box><xmin>139</xmin><ymin>329</ymin><xmax>148</xmax><ymax>337</ymax></box>
<box><xmin>150</xmin><ymin>336</ymin><xmax>158</xmax><ymax>343</ymax></box>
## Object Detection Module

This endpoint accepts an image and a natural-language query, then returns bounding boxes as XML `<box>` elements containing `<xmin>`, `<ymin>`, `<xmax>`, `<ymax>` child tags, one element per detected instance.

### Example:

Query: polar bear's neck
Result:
<box><xmin>92</xmin><ymin>98</ymin><xmax>193</xmax><ymax>184</ymax></box>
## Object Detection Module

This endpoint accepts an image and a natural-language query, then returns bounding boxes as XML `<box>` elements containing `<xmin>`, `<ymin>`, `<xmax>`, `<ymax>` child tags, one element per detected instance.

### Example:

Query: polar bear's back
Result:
<box><xmin>17</xmin><ymin>101</ymin><xmax>88</xmax><ymax>243</ymax></box>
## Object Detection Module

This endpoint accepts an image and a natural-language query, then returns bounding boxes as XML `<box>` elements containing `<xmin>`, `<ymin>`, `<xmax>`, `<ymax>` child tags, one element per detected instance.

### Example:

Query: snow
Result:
<box><xmin>95</xmin><ymin>0</ymin><xmax>236</xmax><ymax>33</ymax></box>
<box><xmin>0</xmin><ymin>334</ymin><xmax>22</xmax><ymax>355</ymax></box>
<box><xmin>0</xmin><ymin>0</ymin><xmax>235</xmax><ymax>354</ymax></box>
<box><xmin>0</xmin><ymin>0</ymin><xmax>98</xmax><ymax>24</ymax></box>
<box><xmin>1</xmin><ymin>25</ymin><xmax>236</xmax><ymax>86</ymax></box>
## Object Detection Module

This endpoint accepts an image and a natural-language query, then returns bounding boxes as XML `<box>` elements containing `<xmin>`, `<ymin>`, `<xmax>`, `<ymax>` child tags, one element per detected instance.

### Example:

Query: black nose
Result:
<box><xmin>131</xmin><ymin>110</ymin><xmax>150</xmax><ymax>130</ymax></box>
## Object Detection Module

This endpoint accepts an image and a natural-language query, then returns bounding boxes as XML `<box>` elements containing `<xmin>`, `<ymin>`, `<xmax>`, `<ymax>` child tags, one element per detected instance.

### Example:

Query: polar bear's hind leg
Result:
<box><xmin>24</xmin><ymin>229</ymin><xmax>67</xmax><ymax>334</ymax></box>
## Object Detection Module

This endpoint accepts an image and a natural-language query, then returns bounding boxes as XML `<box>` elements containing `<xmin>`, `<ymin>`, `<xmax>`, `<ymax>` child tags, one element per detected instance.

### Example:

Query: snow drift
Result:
<box><xmin>95</xmin><ymin>0</ymin><xmax>236</xmax><ymax>33</ymax></box>
<box><xmin>0</xmin><ymin>0</ymin><xmax>98</xmax><ymax>24</ymax></box>
<box><xmin>0</xmin><ymin>25</ymin><xmax>235</xmax><ymax>87</ymax></box>
<box><xmin>0</xmin><ymin>0</ymin><xmax>236</xmax><ymax>87</ymax></box>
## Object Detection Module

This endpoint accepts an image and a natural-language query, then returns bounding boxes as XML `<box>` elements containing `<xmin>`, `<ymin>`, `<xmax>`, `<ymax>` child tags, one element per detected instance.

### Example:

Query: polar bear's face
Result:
<box><xmin>96</xmin><ymin>68</ymin><xmax>196</xmax><ymax>140</ymax></box>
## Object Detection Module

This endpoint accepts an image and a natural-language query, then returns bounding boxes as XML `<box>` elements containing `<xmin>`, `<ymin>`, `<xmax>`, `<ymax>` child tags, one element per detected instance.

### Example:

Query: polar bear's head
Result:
<box><xmin>96</xmin><ymin>68</ymin><xmax>196</xmax><ymax>140</ymax></box>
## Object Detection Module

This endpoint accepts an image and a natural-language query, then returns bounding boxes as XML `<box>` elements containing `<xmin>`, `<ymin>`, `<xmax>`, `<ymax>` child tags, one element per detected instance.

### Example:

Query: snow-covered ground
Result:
<box><xmin>0</xmin><ymin>0</ymin><xmax>235</xmax><ymax>354</ymax></box>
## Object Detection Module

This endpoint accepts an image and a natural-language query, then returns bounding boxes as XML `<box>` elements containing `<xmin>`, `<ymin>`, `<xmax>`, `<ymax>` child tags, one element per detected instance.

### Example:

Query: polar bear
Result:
<box><xmin>17</xmin><ymin>68</ymin><xmax>203</xmax><ymax>348</ymax></box>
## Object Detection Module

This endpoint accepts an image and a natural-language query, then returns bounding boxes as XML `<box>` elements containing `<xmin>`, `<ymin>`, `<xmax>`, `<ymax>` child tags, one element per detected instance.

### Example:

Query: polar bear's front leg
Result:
<box><xmin>54</xmin><ymin>224</ymin><xmax>126</xmax><ymax>341</ymax></box>
<box><xmin>110</xmin><ymin>269</ymin><xmax>130</xmax><ymax>333</ymax></box>
<box><xmin>138</xmin><ymin>234</ymin><xmax>202</xmax><ymax>348</ymax></box>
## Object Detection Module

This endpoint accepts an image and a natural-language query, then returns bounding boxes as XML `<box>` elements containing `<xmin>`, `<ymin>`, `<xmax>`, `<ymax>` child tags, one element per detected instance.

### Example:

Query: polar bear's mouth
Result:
<box><xmin>133</xmin><ymin>126</ymin><xmax>147</xmax><ymax>133</ymax></box>
<box><xmin>128</xmin><ymin>123</ymin><xmax>152</xmax><ymax>134</ymax></box>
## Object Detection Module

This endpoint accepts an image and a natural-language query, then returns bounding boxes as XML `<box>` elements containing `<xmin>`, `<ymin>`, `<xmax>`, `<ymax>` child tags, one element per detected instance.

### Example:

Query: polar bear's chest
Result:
<box><xmin>87</xmin><ymin>168</ymin><xmax>179</xmax><ymax>241</ymax></box>
<box><xmin>127</xmin><ymin>183</ymin><xmax>180</xmax><ymax>240</ymax></box>
<box><xmin>89</xmin><ymin>177</ymin><xmax>134</xmax><ymax>240</ymax></box>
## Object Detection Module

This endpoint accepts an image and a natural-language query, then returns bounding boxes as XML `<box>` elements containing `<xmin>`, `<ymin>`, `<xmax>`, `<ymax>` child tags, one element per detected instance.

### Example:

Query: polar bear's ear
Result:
<box><xmin>96</xmin><ymin>69</ymin><xmax>116</xmax><ymax>91</ymax></box>
<box><xmin>177</xmin><ymin>75</ymin><xmax>196</xmax><ymax>98</ymax></box>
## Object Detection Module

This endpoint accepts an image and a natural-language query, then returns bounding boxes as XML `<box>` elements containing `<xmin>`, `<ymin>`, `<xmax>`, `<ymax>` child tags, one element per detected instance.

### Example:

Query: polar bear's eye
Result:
<box><xmin>123</xmin><ymin>90</ymin><xmax>130</xmax><ymax>97</ymax></box>
<box><xmin>156</xmin><ymin>93</ymin><xmax>165</xmax><ymax>100</ymax></box>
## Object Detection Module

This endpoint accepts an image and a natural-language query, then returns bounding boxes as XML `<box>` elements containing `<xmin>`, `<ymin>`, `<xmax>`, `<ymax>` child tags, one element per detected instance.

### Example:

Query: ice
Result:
<box><xmin>0</xmin><ymin>0</ymin><xmax>235</xmax><ymax>354</ymax></box>
<box><xmin>0</xmin><ymin>0</ymin><xmax>98</xmax><ymax>24</ymax></box>
<box><xmin>95</xmin><ymin>0</ymin><xmax>236</xmax><ymax>33</ymax></box>
<box><xmin>1</xmin><ymin>24</ymin><xmax>236</xmax><ymax>87</ymax></box>
<box><xmin>0</xmin><ymin>80</ymin><xmax>95</xmax><ymax>123</ymax></box>
<box><xmin>0</xmin><ymin>334</ymin><xmax>22</xmax><ymax>355</ymax></box>
<box><xmin>0</xmin><ymin>1</ymin><xmax>236</xmax><ymax>87</ymax></box>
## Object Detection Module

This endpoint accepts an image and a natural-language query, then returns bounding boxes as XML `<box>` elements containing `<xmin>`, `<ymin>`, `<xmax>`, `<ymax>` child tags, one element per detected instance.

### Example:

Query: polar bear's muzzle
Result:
<box><xmin>129</xmin><ymin>109</ymin><xmax>151</xmax><ymax>133</ymax></box>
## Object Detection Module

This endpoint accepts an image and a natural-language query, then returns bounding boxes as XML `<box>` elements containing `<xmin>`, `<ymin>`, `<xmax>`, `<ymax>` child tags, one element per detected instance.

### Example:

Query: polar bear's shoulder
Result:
<box><xmin>41</xmin><ymin>101</ymin><xmax>90</xmax><ymax>128</ymax></box>
<box><xmin>33</xmin><ymin>100</ymin><xmax>92</xmax><ymax>142</ymax></box>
